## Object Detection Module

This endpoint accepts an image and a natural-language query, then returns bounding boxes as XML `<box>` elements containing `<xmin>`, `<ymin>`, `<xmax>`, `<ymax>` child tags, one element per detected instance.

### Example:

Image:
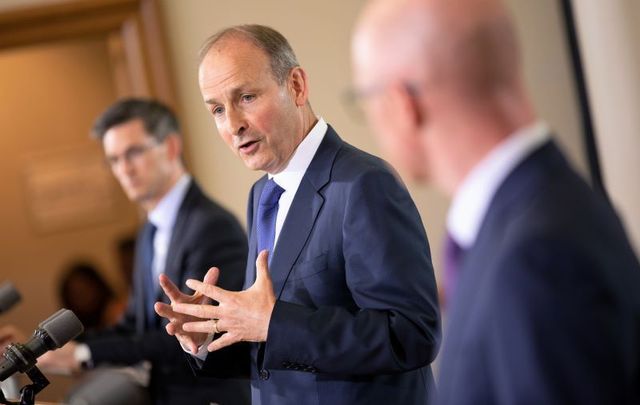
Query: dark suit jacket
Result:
<box><xmin>219</xmin><ymin>126</ymin><xmax>440</xmax><ymax>405</ymax></box>
<box><xmin>437</xmin><ymin>140</ymin><xmax>640</xmax><ymax>404</ymax></box>
<box><xmin>86</xmin><ymin>181</ymin><xmax>250</xmax><ymax>405</ymax></box>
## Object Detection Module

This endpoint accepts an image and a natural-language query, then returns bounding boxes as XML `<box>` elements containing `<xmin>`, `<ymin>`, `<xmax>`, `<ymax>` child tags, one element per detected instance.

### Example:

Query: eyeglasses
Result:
<box><xmin>343</xmin><ymin>82</ymin><xmax>421</xmax><ymax>123</ymax></box>
<box><xmin>105</xmin><ymin>141</ymin><xmax>159</xmax><ymax>168</ymax></box>
<box><xmin>342</xmin><ymin>85</ymin><xmax>386</xmax><ymax>122</ymax></box>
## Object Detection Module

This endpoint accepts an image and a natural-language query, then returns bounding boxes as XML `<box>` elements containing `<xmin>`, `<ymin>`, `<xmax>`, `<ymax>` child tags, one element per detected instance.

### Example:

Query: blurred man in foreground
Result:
<box><xmin>352</xmin><ymin>0</ymin><xmax>640</xmax><ymax>403</ymax></box>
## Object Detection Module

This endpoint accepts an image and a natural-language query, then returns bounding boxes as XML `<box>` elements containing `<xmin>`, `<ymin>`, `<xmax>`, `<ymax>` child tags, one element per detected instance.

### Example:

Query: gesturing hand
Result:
<box><xmin>172</xmin><ymin>250</ymin><xmax>276</xmax><ymax>352</ymax></box>
<box><xmin>154</xmin><ymin>267</ymin><xmax>219</xmax><ymax>354</ymax></box>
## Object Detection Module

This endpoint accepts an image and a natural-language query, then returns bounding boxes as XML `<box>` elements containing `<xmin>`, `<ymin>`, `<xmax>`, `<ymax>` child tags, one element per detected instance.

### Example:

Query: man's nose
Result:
<box><xmin>226</xmin><ymin>107</ymin><xmax>247</xmax><ymax>136</ymax></box>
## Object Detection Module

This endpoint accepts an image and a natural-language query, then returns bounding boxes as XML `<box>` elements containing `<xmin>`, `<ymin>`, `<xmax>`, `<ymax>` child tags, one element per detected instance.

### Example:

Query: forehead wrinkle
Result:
<box><xmin>200</xmin><ymin>56</ymin><xmax>265</xmax><ymax>105</ymax></box>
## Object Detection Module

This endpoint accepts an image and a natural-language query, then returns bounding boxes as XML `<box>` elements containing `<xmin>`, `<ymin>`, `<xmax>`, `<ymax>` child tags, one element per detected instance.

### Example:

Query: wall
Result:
<box><xmin>0</xmin><ymin>0</ymin><xmax>601</xmax><ymax>323</ymax></box>
<box><xmin>159</xmin><ymin>0</ymin><xmax>586</xmax><ymax>287</ymax></box>
<box><xmin>0</xmin><ymin>38</ymin><xmax>138</xmax><ymax>334</ymax></box>
<box><xmin>573</xmin><ymin>0</ymin><xmax>640</xmax><ymax>256</ymax></box>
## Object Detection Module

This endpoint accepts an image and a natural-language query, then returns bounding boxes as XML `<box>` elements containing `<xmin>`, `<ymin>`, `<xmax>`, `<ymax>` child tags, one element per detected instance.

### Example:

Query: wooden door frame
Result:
<box><xmin>0</xmin><ymin>0</ymin><xmax>176</xmax><ymax>106</ymax></box>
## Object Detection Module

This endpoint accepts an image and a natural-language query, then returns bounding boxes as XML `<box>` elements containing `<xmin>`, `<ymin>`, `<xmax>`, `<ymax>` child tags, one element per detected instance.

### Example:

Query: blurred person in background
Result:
<box><xmin>58</xmin><ymin>261</ymin><xmax>126</xmax><ymax>333</ymax></box>
<box><xmin>352</xmin><ymin>0</ymin><xmax>640</xmax><ymax>403</ymax></box>
<box><xmin>39</xmin><ymin>98</ymin><xmax>250</xmax><ymax>405</ymax></box>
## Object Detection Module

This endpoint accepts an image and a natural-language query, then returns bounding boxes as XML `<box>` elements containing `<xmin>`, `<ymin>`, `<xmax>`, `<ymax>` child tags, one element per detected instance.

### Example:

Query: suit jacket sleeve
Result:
<box><xmin>263</xmin><ymin>169</ymin><xmax>440</xmax><ymax>375</ymax></box>
<box><xmin>87</xmin><ymin>202</ymin><xmax>248</xmax><ymax>367</ymax></box>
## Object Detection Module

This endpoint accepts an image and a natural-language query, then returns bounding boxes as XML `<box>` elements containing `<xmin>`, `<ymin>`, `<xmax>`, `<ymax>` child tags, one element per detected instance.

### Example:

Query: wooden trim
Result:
<box><xmin>0</xmin><ymin>0</ymin><xmax>176</xmax><ymax>106</ymax></box>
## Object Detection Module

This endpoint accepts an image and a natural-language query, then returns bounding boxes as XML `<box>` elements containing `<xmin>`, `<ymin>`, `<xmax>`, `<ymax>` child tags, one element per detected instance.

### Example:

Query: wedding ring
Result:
<box><xmin>212</xmin><ymin>319</ymin><xmax>220</xmax><ymax>334</ymax></box>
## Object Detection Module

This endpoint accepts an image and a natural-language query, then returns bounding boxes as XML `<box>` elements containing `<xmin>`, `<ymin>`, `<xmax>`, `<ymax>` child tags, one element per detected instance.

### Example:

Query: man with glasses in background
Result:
<box><xmin>40</xmin><ymin>98</ymin><xmax>250</xmax><ymax>405</ymax></box>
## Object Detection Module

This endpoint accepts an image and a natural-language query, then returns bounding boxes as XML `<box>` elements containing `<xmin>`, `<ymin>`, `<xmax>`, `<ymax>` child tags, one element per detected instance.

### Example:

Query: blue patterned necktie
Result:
<box><xmin>141</xmin><ymin>221</ymin><xmax>157</xmax><ymax>329</ymax></box>
<box><xmin>257</xmin><ymin>179</ymin><xmax>285</xmax><ymax>260</ymax></box>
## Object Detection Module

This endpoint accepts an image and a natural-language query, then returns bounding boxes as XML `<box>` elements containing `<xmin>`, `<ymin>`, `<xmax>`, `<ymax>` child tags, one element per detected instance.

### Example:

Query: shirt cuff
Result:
<box><xmin>181</xmin><ymin>334</ymin><xmax>214</xmax><ymax>361</ymax></box>
<box><xmin>74</xmin><ymin>343</ymin><xmax>93</xmax><ymax>369</ymax></box>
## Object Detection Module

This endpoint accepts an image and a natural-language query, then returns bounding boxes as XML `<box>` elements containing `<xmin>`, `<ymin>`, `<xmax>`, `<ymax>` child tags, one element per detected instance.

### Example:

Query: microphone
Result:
<box><xmin>0</xmin><ymin>282</ymin><xmax>21</xmax><ymax>315</ymax></box>
<box><xmin>0</xmin><ymin>309</ymin><xmax>84</xmax><ymax>381</ymax></box>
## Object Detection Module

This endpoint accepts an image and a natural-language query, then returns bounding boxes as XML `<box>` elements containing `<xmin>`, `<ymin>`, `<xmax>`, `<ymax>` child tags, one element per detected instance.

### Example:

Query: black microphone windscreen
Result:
<box><xmin>0</xmin><ymin>282</ymin><xmax>21</xmax><ymax>314</ymax></box>
<box><xmin>39</xmin><ymin>309</ymin><xmax>84</xmax><ymax>348</ymax></box>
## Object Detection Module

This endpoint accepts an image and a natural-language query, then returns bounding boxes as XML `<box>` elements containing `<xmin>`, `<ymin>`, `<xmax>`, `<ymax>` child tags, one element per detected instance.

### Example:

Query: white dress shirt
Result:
<box><xmin>270</xmin><ymin>117</ymin><xmax>327</xmax><ymax>247</ymax></box>
<box><xmin>447</xmin><ymin>122</ymin><xmax>550</xmax><ymax>249</ymax></box>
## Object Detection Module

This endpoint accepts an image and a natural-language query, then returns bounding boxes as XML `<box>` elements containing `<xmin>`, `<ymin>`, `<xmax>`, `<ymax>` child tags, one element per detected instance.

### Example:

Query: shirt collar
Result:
<box><xmin>148</xmin><ymin>174</ymin><xmax>192</xmax><ymax>230</ymax></box>
<box><xmin>270</xmin><ymin>117</ymin><xmax>327</xmax><ymax>193</ymax></box>
<box><xmin>447</xmin><ymin>121</ymin><xmax>550</xmax><ymax>248</ymax></box>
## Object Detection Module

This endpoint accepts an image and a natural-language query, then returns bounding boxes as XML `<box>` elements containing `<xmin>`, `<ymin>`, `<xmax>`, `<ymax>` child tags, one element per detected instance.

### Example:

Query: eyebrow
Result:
<box><xmin>204</xmin><ymin>84</ymin><xmax>253</xmax><ymax>105</ymax></box>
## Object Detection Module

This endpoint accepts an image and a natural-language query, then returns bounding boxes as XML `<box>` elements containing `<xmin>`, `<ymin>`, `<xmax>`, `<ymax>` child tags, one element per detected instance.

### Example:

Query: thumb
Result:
<box><xmin>203</xmin><ymin>267</ymin><xmax>220</xmax><ymax>286</ymax></box>
<box><xmin>255</xmin><ymin>250</ymin><xmax>271</xmax><ymax>285</ymax></box>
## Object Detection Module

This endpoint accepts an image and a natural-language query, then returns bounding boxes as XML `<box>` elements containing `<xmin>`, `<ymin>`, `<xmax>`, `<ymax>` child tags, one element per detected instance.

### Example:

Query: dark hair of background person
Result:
<box><xmin>91</xmin><ymin>98</ymin><xmax>180</xmax><ymax>142</ymax></box>
<box><xmin>198</xmin><ymin>24</ymin><xmax>299</xmax><ymax>85</ymax></box>
<box><xmin>58</xmin><ymin>261</ymin><xmax>117</xmax><ymax>333</ymax></box>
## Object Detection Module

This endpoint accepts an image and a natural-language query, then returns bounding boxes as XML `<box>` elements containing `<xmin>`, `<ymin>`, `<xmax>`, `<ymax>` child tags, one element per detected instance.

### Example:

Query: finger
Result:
<box><xmin>174</xmin><ymin>334</ymin><xmax>198</xmax><ymax>354</ymax></box>
<box><xmin>159</xmin><ymin>274</ymin><xmax>185</xmax><ymax>303</ymax></box>
<box><xmin>155</xmin><ymin>301</ymin><xmax>182</xmax><ymax>318</ymax></box>
<box><xmin>185</xmin><ymin>279</ymin><xmax>231</xmax><ymax>302</ymax></box>
<box><xmin>183</xmin><ymin>319</ymin><xmax>218</xmax><ymax>334</ymax></box>
<box><xmin>165</xmin><ymin>322</ymin><xmax>177</xmax><ymax>336</ymax></box>
<box><xmin>202</xmin><ymin>267</ymin><xmax>220</xmax><ymax>286</ymax></box>
<box><xmin>207</xmin><ymin>333</ymin><xmax>237</xmax><ymax>352</ymax></box>
<box><xmin>255</xmin><ymin>250</ymin><xmax>271</xmax><ymax>284</ymax></box>
<box><xmin>172</xmin><ymin>302</ymin><xmax>220</xmax><ymax>320</ymax></box>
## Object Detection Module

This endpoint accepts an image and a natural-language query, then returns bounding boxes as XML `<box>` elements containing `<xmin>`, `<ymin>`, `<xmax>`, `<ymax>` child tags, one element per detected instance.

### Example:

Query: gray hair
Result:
<box><xmin>198</xmin><ymin>24</ymin><xmax>299</xmax><ymax>85</ymax></box>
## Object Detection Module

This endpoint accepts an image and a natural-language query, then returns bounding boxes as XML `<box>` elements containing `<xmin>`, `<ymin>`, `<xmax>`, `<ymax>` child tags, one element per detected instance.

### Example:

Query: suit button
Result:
<box><xmin>259</xmin><ymin>369</ymin><xmax>270</xmax><ymax>380</ymax></box>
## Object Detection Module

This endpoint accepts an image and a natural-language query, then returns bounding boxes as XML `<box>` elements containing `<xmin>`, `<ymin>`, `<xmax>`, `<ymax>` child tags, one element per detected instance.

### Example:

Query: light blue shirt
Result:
<box><xmin>148</xmin><ymin>174</ymin><xmax>192</xmax><ymax>287</ymax></box>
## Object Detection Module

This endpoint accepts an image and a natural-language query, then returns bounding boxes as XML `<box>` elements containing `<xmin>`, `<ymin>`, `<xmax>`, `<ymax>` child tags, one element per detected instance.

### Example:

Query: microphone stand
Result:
<box><xmin>0</xmin><ymin>343</ymin><xmax>49</xmax><ymax>405</ymax></box>
<box><xmin>0</xmin><ymin>365</ymin><xmax>49</xmax><ymax>405</ymax></box>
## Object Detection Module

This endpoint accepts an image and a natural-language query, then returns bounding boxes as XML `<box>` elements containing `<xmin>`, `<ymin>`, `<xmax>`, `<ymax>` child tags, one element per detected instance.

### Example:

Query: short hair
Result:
<box><xmin>91</xmin><ymin>98</ymin><xmax>180</xmax><ymax>142</ymax></box>
<box><xmin>198</xmin><ymin>24</ymin><xmax>299</xmax><ymax>85</ymax></box>
<box><xmin>58</xmin><ymin>261</ymin><xmax>114</xmax><ymax>310</ymax></box>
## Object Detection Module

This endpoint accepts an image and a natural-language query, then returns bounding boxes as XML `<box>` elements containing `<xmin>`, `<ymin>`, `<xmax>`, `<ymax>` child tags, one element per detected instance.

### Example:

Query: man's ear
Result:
<box><xmin>165</xmin><ymin>133</ymin><xmax>182</xmax><ymax>161</ymax></box>
<box><xmin>287</xmin><ymin>67</ymin><xmax>310</xmax><ymax>107</ymax></box>
<box><xmin>385</xmin><ymin>81</ymin><xmax>425</xmax><ymax>133</ymax></box>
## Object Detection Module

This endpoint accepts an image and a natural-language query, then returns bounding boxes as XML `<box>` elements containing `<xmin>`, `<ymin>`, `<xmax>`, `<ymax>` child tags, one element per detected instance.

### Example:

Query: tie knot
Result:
<box><xmin>259</xmin><ymin>179</ymin><xmax>285</xmax><ymax>208</ymax></box>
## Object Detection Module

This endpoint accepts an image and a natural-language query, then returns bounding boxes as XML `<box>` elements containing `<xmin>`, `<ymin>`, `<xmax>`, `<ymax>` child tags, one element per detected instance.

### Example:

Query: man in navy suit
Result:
<box><xmin>353</xmin><ymin>0</ymin><xmax>640</xmax><ymax>403</ymax></box>
<box><xmin>155</xmin><ymin>25</ymin><xmax>440</xmax><ymax>404</ymax></box>
<box><xmin>40</xmin><ymin>99</ymin><xmax>249</xmax><ymax>404</ymax></box>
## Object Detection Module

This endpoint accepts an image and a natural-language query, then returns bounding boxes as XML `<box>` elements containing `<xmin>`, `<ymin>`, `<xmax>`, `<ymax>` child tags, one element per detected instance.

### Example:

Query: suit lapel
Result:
<box><xmin>133</xmin><ymin>231</ymin><xmax>148</xmax><ymax>332</ymax></box>
<box><xmin>244</xmin><ymin>180</ymin><xmax>262</xmax><ymax>290</ymax></box>
<box><xmin>269</xmin><ymin>178</ymin><xmax>325</xmax><ymax>296</ymax></box>
<box><xmin>162</xmin><ymin>181</ymin><xmax>198</xmax><ymax>301</ymax></box>
<box><xmin>268</xmin><ymin>126</ymin><xmax>342</xmax><ymax>297</ymax></box>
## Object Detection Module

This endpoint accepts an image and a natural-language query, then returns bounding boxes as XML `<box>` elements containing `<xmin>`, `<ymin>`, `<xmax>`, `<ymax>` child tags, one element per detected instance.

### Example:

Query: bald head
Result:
<box><xmin>352</xmin><ymin>0</ymin><xmax>536</xmax><ymax>193</ymax></box>
<box><xmin>354</xmin><ymin>0</ymin><xmax>522</xmax><ymax>101</ymax></box>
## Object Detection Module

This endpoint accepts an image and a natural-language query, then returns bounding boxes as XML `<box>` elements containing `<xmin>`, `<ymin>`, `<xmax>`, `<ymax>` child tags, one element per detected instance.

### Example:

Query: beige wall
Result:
<box><xmin>160</xmin><ymin>0</ymin><xmax>450</xmax><ymax>284</ymax></box>
<box><xmin>0</xmin><ymin>37</ymin><xmax>138</xmax><ymax>336</ymax></box>
<box><xmin>573</xmin><ymin>0</ymin><xmax>640</xmax><ymax>256</ymax></box>
<box><xmin>0</xmin><ymin>0</ymin><xmax>604</xmax><ymax>325</ymax></box>
<box><xmin>159</xmin><ymin>0</ymin><xmax>586</xmax><ymax>285</ymax></box>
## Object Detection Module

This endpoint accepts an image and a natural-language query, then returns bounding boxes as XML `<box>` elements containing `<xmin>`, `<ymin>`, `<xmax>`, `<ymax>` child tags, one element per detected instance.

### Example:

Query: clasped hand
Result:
<box><xmin>155</xmin><ymin>250</ymin><xmax>276</xmax><ymax>353</ymax></box>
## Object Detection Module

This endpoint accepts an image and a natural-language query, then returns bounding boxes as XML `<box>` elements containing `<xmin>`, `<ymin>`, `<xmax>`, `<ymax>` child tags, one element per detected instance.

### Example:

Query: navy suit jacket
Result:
<box><xmin>240</xmin><ymin>126</ymin><xmax>440</xmax><ymax>404</ymax></box>
<box><xmin>86</xmin><ymin>181</ymin><xmax>250</xmax><ymax>405</ymax></box>
<box><xmin>437</xmin><ymin>140</ymin><xmax>640</xmax><ymax>404</ymax></box>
